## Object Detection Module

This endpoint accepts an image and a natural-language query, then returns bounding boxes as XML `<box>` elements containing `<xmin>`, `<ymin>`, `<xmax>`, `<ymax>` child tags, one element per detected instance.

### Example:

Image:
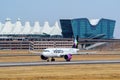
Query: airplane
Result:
<box><xmin>40</xmin><ymin>37</ymin><xmax>79</xmax><ymax>62</ymax></box>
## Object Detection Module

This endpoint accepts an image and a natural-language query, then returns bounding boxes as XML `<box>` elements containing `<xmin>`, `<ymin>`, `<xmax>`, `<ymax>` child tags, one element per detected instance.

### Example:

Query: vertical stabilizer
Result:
<box><xmin>72</xmin><ymin>36</ymin><xmax>78</xmax><ymax>48</ymax></box>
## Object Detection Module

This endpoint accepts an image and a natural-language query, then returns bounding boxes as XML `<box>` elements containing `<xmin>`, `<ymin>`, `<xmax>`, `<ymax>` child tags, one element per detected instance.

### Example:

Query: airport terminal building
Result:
<box><xmin>0</xmin><ymin>18</ymin><xmax>117</xmax><ymax>50</ymax></box>
<box><xmin>60</xmin><ymin>18</ymin><xmax>116</xmax><ymax>39</ymax></box>
<box><xmin>0</xmin><ymin>18</ymin><xmax>116</xmax><ymax>39</ymax></box>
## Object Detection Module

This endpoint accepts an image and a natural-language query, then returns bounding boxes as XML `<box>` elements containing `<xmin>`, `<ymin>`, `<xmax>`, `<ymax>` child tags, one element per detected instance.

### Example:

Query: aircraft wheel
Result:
<box><xmin>47</xmin><ymin>59</ymin><xmax>49</xmax><ymax>62</ymax></box>
<box><xmin>51</xmin><ymin>58</ymin><xmax>55</xmax><ymax>62</ymax></box>
<box><xmin>66</xmin><ymin>59</ymin><xmax>70</xmax><ymax>62</ymax></box>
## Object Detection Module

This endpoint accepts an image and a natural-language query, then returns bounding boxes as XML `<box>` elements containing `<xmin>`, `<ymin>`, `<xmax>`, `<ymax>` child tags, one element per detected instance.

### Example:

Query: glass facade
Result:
<box><xmin>60</xmin><ymin>19</ymin><xmax>73</xmax><ymax>38</ymax></box>
<box><xmin>60</xmin><ymin>18</ymin><xmax>116</xmax><ymax>39</ymax></box>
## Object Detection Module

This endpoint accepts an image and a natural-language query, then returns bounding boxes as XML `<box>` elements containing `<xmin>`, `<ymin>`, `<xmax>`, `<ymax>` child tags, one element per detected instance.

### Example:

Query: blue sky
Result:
<box><xmin>0</xmin><ymin>0</ymin><xmax>120</xmax><ymax>38</ymax></box>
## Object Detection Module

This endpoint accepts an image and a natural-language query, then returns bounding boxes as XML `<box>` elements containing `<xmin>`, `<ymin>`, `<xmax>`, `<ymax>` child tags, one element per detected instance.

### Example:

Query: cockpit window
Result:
<box><xmin>44</xmin><ymin>50</ymin><xmax>50</xmax><ymax>52</ymax></box>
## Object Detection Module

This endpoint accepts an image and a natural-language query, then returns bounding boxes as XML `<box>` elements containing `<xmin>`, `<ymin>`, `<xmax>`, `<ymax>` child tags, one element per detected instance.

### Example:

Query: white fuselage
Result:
<box><xmin>41</xmin><ymin>48</ymin><xmax>79</xmax><ymax>58</ymax></box>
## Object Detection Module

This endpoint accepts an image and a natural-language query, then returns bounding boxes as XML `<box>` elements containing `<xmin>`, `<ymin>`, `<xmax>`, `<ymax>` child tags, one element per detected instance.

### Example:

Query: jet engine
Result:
<box><xmin>64</xmin><ymin>54</ymin><xmax>72</xmax><ymax>61</ymax></box>
<box><xmin>41</xmin><ymin>55</ymin><xmax>48</xmax><ymax>60</ymax></box>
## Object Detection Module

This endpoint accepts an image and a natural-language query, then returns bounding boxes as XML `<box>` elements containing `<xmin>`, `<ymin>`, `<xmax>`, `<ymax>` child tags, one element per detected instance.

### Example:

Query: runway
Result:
<box><xmin>0</xmin><ymin>60</ymin><xmax>120</xmax><ymax>67</ymax></box>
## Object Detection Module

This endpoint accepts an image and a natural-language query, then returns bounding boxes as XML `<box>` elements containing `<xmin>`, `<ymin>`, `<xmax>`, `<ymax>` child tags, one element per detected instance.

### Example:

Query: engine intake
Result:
<box><xmin>41</xmin><ymin>55</ymin><xmax>48</xmax><ymax>60</ymax></box>
<box><xmin>64</xmin><ymin>54</ymin><xmax>72</xmax><ymax>61</ymax></box>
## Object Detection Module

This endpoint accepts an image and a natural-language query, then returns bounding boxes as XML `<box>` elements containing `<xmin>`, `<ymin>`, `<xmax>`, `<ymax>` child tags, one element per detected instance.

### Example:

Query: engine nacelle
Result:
<box><xmin>41</xmin><ymin>55</ymin><xmax>48</xmax><ymax>60</ymax></box>
<box><xmin>64</xmin><ymin>54</ymin><xmax>72</xmax><ymax>61</ymax></box>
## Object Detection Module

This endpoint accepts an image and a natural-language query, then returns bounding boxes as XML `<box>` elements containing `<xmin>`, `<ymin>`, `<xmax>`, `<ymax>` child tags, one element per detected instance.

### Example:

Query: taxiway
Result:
<box><xmin>0</xmin><ymin>60</ymin><xmax>120</xmax><ymax>67</ymax></box>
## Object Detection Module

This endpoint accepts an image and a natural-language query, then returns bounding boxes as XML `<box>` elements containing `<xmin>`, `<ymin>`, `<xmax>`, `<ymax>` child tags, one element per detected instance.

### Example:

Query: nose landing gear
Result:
<box><xmin>47</xmin><ymin>59</ymin><xmax>49</xmax><ymax>62</ymax></box>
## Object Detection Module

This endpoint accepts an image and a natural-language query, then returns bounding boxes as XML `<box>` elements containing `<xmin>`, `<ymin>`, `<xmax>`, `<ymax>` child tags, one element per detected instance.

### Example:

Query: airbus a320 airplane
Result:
<box><xmin>40</xmin><ymin>37</ymin><xmax>79</xmax><ymax>62</ymax></box>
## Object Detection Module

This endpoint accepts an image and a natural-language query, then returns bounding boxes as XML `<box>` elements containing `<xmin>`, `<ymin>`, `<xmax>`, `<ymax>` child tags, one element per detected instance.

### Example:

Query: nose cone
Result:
<box><xmin>42</xmin><ymin>52</ymin><xmax>47</xmax><ymax>56</ymax></box>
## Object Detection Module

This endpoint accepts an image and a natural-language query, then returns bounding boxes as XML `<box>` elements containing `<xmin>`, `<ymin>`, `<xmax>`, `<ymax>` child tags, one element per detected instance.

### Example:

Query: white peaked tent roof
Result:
<box><xmin>50</xmin><ymin>21</ymin><xmax>62</xmax><ymax>35</ymax></box>
<box><xmin>0</xmin><ymin>19</ymin><xmax>62</xmax><ymax>36</ymax></box>
<box><xmin>41</xmin><ymin>21</ymin><xmax>52</xmax><ymax>34</ymax></box>
<box><xmin>31</xmin><ymin>21</ymin><xmax>42</xmax><ymax>34</ymax></box>
<box><xmin>21</xmin><ymin>21</ymin><xmax>31</xmax><ymax>34</ymax></box>
<box><xmin>0</xmin><ymin>22</ymin><xmax>3</xmax><ymax>32</ymax></box>
<box><xmin>89</xmin><ymin>19</ymin><xmax>100</xmax><ymax>25</ymax></box>
<box><xmin>1</xmin><ymin>18</ymin><xmax>13</xmax><ymax>34</ymax></box>
<box><xmin>12</xmin><ymin>19</ymin><xmax>22</xmax><ymax>34</ymax></box>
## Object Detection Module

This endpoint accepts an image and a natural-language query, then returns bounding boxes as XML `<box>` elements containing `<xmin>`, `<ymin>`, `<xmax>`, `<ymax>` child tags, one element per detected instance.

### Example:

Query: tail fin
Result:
<box><xmin>72</xmin><ymin>36</ymin><xmax>79</xmax><ymax>48</ymax></box>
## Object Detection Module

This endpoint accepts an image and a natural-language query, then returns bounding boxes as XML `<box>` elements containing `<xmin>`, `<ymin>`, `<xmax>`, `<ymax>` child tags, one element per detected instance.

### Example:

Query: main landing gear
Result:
<box><xmin>51</xmin><ymin>57</ymin><xmax>55</xmax><ymax>62</ymax></box>
<box><xmin>47</xmin><ymin>57</ymin><xmax>55</xmax><ymax>62</ymax></box>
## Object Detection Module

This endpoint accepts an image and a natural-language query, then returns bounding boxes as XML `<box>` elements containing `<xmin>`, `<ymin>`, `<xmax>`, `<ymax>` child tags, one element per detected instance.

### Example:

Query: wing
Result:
<box><xmin>59</xmin><ymin>51</ymin><xmax>97</xmax><ymax>56</ymax></box>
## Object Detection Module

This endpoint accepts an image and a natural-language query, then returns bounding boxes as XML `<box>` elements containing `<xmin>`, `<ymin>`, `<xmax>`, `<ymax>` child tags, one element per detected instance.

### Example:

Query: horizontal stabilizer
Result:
<box><xmin>85</xmin><ymin>42</ymin><xmax>106</xmax><ymax>50</ymax></box>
